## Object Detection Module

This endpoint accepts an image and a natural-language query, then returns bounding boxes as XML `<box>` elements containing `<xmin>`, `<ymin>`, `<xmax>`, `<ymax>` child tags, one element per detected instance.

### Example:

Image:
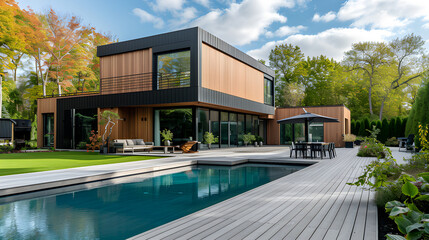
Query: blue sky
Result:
<box><xmin>17</xmin><ymin>0</ymin><xmax>429</xmax><ymax>62</ymax></box>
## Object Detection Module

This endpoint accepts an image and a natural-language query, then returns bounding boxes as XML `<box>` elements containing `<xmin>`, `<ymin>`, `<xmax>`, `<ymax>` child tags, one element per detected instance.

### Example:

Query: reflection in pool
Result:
<box><xmin>0</xmin><ymin>163</ymin><xmax>306</xmax><ymax>240</ymax></box>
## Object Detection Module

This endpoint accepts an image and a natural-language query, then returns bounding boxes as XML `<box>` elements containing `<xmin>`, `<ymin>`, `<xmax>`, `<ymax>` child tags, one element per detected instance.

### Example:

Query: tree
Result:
<box><xmin>344</xmin><ymin>42</ymin><xmax>390</xmax><ymax>116</ymax></box>
<box><xmin>268</xmin><ymin>44</ymin><xmax>304</xmax><ymax>107</ymax></box>
<box><xmin>395</xmin><ymin>117</ymin><xmax>402</xmax><ymax>138</ymax></box>
<box><xmin>354</xmin><ymin>120</ymin><xmax>361</xmax><ymax>135</ymax></box>
<box><xmin>376</xmin><ymin>120</ymin><xmax>382</xmax><ymax>142</ymax></box>
<box><xmin>99</xmin><ymin>110</ymin><xmax>120</xmax><ymax>144</ymax></box>
<box><xmin>380</xmin><ymin>118</ymin><xmax>390</xmax><ymax>143</ymax></box>
<box><xmin>351</xmin><ymin>120</ymin><xmax>356</xmax><ymax>135</ymax></box>
<box><xmin>378</xmin><ymin>34</ymin><xmax>427</xmax><ymax>119</ymax></box>
<box><xmin>300</xmin><ymin>56</ymin><xmax>345</xmax><ymax>106</ymax></box>
<box><xmin>389</xmin><ymin>118</ymin><xmax>396</xmax><ymax>138</ymax></box>
<box><xmin>43</xmin><ymin>9</ymin><xmax>87</xmax><ymax>96</ymax></box>
<box><xmin>401</xmin><ymin>117</ymin><xmax>408</xmax><ymax>137</ymax></box>
<box><xmin>405</xmin><ymin>78</ymin><xmax>429</xmax><ymax>146</ymax></box>
<box><xmin>358</xmin><ymin>119</ymin><xmax>366</xmax><ymax>137</ymax></box>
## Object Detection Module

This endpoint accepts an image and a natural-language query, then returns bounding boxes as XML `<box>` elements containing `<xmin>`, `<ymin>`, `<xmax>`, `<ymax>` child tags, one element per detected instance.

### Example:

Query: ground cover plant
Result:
<box><xmin>0</xmin><ymin>152</ymin><xmax>161</xmax><ymax>176</ymax></box>
<box><xmin>350</xmin><ymin>124</ymin><xmax>429</xmax><ymax>239</ymax></box>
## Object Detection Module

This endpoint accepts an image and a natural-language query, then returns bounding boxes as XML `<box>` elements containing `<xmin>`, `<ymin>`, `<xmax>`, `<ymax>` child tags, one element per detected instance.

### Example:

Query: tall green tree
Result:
<box><xmin>380</xmin><ymin>118</ymin><xmax>390</xmax><ymax>143</ymax></box>
<box><xmin>268</xmin><ymin>44</ymin><xmax>304</xmax><ymax>107</ymax></box>
<box><xmin>405</xmin><ymin>77</ymin><xmax>429</xmax><ymax>147</ymax></box>
<box><xmin>378</xmin><ymin>34</ymin><xmax>427</xmax><ymax>120</ymax></box>
<box><xmin>300</xmin><ymin>55</ymin><xmax>345</xmax><ymax>106</ymax></box>
<box><xmin>344</xmin><ymin>42</ymin><xmax>390</xmax><ymax>116</ymax></box>
<box><xmin>389</xmin><ymin>118</ymin><xmax>396</xmax><ymax>138</ymax></box>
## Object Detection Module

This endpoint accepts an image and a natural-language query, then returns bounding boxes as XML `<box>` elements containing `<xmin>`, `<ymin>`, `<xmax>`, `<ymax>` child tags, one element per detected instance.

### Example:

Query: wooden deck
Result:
<box><xmin>131</xmin><ymin>148</ymin><xmax>378</xmax><ymax>240</ymax></box>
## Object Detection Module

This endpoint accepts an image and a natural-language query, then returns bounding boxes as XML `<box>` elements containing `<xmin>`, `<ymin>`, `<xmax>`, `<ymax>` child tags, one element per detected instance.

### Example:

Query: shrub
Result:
<box><xmin>380</xmin><ymin>118</ymin><xmax>390</xmax><ymax>143</ymax></box>
<box><xmin>357</xmin><ymin>141</ymin><xmax>387</xmax><ymax>158</ymax></box>
<box><xmin>242</xmin><ymin>133</ymin><xmax>256</xmax><ymax>145</ymax></box>
<box><xmin>401</xmin><ymin>117</ymin><xmax>407</xmax><ymax>137</ymax></box>
<box><xmin>344</xmin><ymin>134</ymin><xmax>356</xmax><ymax>142</ymax></box>
<box><xmin>375</xmin><ymin>181</ymin><xmax>406</xmax><ymax>207</ymax></box>
<box><xmin>351</xmin><ymin>120</ymin><xmax>356</xmax><ymax>135</ymax></box>
<box><xmin>376</xmin><ymin>120</ymin><xmax>383</xmax><ymax>142</ymax></box>
<box><xmin>385</xmin><ymin>137</ymin><xmax>399</xmax><ymax>147</ymax></box>
<box><xmin>86</xmin><ymin>130</ymin><xmax>102</xmax><ymax>152</ymax></box>
<box><xmin>203</xmin><ymin>132</ymin><xmax>218</xmax><ymax>145</ymax></box>
<box><xmin>389</xmin><ymin>118</ymin><xmax>396</xmax><ymax>139</ymax></box>
<box><xmin>354</xmin><ymin>121</ymin><xmax>361</xmax><ymax>135</ymax></box>
<box><xmin>395</xmin><ymin>117</ymin><xmax>402</xmax><ymax>138</ymax></box>
<box><xmin>358</xmin><ymin>119</ymin><xmax>366</xmax><ymax>137</ymax></box>
<box><xmin>77</xmin><ymin>141</ymin><xmax>87</xmax><ymax>149</ymax></box>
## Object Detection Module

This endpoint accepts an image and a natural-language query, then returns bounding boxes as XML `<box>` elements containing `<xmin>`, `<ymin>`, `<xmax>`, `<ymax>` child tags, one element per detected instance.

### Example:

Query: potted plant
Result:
<box><xmin>99</xmin><ymin>110</ymin><xmax>120</xmax><ymax>153</ymax></box>
<box><xmin>243</xmin><ymin>133</ymin><xmax>256</xmax><ymax>147</ymax></box>
<box><xmin>203</xmin><ymin>131</ymin><xmax>218</xmax><ymax>149</ymax></box>
<box><xmin>161</xmin><ymin>129</ymin><xmax>173</xmax><ymax>146</ymax></box>
<box><xmin>256</xmin><ymin>135</ymin><xmax>264</xmax><ymax>147</ymax></box>
<box><xmin>344</xmin><ymin>134</ymin><xmax>356</xmax><ymax>148</ymax></box>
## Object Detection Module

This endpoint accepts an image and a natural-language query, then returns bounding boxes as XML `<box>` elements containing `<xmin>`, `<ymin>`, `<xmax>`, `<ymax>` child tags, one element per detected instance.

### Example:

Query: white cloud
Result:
<box><xmin>247</xmin><ymin>28</ymin><xmax>392</xmax><ymax>62</ymax></box>
<box><xmin>337</xmin><ymin>0</ymin><xmax>429</xmax><ymax>29</ymax></box>
<box><xmin>189</xmin><ymin>0</ymin><xmax>294</xmax><ymax>46</ymax></box>
<box><xmin>423</xmin><ymin>22</ymin><xmax>429</xmax><ymax>29</ymax></box>
<box><xmin>171</xmin><ymin>7</ymin><xmax>198</xmax><ymax>26</ymax></box>
<box><xmin>194</xmin><ymin>0</ymin><xmax>210</xmax><ymax>8</ymax></box>
<box><xmin>312</xmin><ymin>11</ymin><xmax>336</xmax><ymax>22</ymax></box>
<box><xmin>266</xmin><ymin>25</ymin><xmax>306</xmax><ymax>38</ymax></box>
<box><xmin>151</xmin><ymin>0</ymin><xmax>185</xmax><ymax>12</ymax></box>
<box><xmin>132</xmin><ymin>8</ymin><xmax>164</xmax><ymax>29</ymax></box>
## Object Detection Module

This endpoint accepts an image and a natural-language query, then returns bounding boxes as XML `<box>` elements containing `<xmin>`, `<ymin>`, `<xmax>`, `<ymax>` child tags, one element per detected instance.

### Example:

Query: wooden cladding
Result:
<box><xmin>100</xmin><ymin>48</ymin><xmax>152</xmax><ymax>95</ymax></box>
<box><xmin>98</xmin><ymin>107</ymin><xmax>153</xmax><ymax>142</ymax></box>
<box><xmin>267</xmin><ymin>106</ymin><xmax>350</xmax><ymax>147</ymax></box>
<box><xmin>201</xmin><ymin>43</ymin><xmax>264</xmax><ymax>103</ymax></box>
<box><xmin>37</xmin><ymin>98</ymin><xmax>57</xmax><ymax>148</ymax></box>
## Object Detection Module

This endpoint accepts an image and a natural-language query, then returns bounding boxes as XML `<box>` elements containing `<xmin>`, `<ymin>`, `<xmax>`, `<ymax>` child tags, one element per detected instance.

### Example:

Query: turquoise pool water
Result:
<box><xmin>0</xmin><ymin>163</ymin><xmax>305</xmax><ymax>240</ymax></box>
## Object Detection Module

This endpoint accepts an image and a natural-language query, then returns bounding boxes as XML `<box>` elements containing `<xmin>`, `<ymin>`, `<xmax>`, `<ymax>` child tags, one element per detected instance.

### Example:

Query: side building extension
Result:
<box><xmin>37</xmin><ymin>27</ymin><xmax>275</xmax><ymax>150</ymax></box>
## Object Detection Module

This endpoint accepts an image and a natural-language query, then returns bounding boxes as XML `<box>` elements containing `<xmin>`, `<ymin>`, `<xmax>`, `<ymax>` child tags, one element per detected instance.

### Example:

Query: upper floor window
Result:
<box><xmin>264</xmin><ymin>78</ymin><xmax>273</xmax><ymax>106</ymax></box>
<box><xmin>157</xmin><ymin>50</ymin><xmax>191</xmax><ymax>89</ymax></box>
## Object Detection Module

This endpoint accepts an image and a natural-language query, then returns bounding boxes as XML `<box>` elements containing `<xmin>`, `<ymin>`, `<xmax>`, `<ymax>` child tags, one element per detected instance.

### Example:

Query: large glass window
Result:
<box><xmin>237</xmin><ymin>114</ymin><xmax>245</xmax><ymax>146</ymax></box>
<box><xmin>210</xmin><ymin>110</ymin><xmax>220</xmax><ymax>148</ymax></box>
<box><xmin>43</xmin><ymin>113</ymin><xmax>54</xmax><ymax>147</ymax></box>
<box><xmin>309</xmin><ymin>123</ymin><xmax>324</xmax><ymax>142</ymax></box>
<box><xmin>229</xmin><ymin>113</ymin><xmax>237</xmax><ymax>147</ymax></box>
<box><xmin>264</xmin><ymin>78</ymin><xmax>273</xmax><ymax>106</ymax></box>
<box><xmin>155</xmin><ymin>108</ymin><xmax>193</xmax><ymax>146</ymax></box>
<box><xmin>245</xmin><ymin>115</ymin><xmax>252</xmax><ymax>134</ymax></box>
<box><xmin>197</xmin><ymin>108</ymin><xmax>209</xmax><ymax>145</ymax></box>
<box><xmin>220</xmin><ymin>112</ymin><xmax>229</xmax><ymax>147</ymax></box>
<box><xmin>157</xmin><ymin>50</ymin><xmax>191</xmax><ymax>89</ymax></box>
<box><xmin>74</xmin><ymin>109</ymin><xmax>98</xmax><ymax>149</ymax></box>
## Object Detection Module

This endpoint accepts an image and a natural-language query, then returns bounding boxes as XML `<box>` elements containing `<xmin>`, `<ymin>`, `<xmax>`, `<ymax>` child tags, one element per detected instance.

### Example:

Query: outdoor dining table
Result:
<box><xmin>294</xmin><ymin>142</ymin><xmax>330</xmax><ymax>159</ymax></box>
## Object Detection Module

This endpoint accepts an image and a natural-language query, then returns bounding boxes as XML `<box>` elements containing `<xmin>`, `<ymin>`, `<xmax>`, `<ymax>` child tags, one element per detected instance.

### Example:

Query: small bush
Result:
<box><xmin>375</xmin><ymin>182</ymin><xmax>405</xmax><ymax>207</ymax></box>
<box><xmin>344</xmin><ymin>134</ymin><xmax>356</xmax><ymax>142</ymax></box>
<box><xmin>77</xmin><ymin>141</ymin><xmax>87</xmax><ymax>150</ymax></box>
<box><xmin>357</xmin><ymin>140</ymin><xmax>387</xmax><ymax>158</ymax></box>
<box><xmin>385</xmin><ymin>137</ymin><xmax>399</xmax><ymax>147</ymax></box>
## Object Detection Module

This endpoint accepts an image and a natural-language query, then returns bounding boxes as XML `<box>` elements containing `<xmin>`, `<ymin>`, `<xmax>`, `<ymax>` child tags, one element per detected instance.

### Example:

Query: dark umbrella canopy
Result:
<box><xmin>277</xmin><ymin>111</ymin><xmax>340</xmax><ymax>142</ymax></box>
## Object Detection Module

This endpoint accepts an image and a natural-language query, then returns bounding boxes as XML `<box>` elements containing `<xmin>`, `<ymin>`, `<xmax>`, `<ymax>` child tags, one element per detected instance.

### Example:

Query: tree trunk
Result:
<box><xmin>379</xmin><ymin>94</ymin><xmax>389</xmax><ymax>120</ymax></box>
<box><xmin>368</xmin><ymin>77</ymin><xmax>373</xmax><ymax>115</ymax></box>
<box><xmin>57</xmin><ymin>77</ymin><xmax>61</xmax><ymax>96</ymax></box>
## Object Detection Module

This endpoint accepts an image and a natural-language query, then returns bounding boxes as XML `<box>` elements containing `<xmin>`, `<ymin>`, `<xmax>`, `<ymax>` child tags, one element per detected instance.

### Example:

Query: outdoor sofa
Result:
<box><xmin>113</xmin><ymin>139</ymin><xmax>154</xmax><ymax>153</ymax></box>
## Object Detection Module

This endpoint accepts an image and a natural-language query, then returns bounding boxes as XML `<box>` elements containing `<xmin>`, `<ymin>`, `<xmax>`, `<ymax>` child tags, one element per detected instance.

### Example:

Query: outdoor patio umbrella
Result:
<box><xmin>276</xmin><ymin>109</ymin><xmax>340</xmax><ymax>142</ymax></box>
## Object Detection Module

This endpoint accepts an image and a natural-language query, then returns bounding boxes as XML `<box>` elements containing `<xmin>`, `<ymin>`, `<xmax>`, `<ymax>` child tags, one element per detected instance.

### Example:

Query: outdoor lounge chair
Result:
<box><xmin>180</xmin><ymin>141</ymin><xmax>198</xmax><ymax>153</ymax></box>
<box><xmin>406</xmin><ymin>134</ymin><xmax>415</xmax><ymax>151</ymax></box>
<box><xmin>113</xmin><ymin>139</ymin><xmax>154</xmax><ymax>153</ymax></box>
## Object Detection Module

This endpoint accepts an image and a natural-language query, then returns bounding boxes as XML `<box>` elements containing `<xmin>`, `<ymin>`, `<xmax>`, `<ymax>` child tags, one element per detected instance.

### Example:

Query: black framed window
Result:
<box><xmin>157</xmin><ymin>50</ymin><xmax>191</xmax><ymax>89</ymax></box>
<box><xmin>43</xmin><ymin>113</ymin><xmax>54</xmax><ymax>147</ymax></box>
<box><xmin>264</xmin><ymin>78</ymin><xmax>273</xmax><ymax>106</ymax></box>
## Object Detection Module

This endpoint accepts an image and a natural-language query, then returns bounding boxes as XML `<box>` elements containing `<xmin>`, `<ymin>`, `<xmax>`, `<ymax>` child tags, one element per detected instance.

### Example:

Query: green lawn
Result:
<box><xmin>0</xmin><ymin>152</ymin><xmax>161</xmax><ymax>176</ymax></box>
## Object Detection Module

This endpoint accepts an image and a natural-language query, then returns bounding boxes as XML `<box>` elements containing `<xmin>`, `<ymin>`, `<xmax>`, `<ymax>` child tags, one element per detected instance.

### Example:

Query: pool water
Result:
<box><xmin>0</xmin><ymin>163</ymin><xmax>305</xmax><ymax>240</ymax></box>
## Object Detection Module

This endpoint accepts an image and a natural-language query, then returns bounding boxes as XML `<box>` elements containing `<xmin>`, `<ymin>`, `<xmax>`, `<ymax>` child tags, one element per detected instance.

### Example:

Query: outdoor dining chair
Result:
<box><xmin>290</xmin><ymin>142</ymin><xmax>296</xmax><ymax>158</ymax></box>
<box><xmin>310</xmin><ymin>143</ymin><xmax>323</xmax><ymax>159</ymax></box>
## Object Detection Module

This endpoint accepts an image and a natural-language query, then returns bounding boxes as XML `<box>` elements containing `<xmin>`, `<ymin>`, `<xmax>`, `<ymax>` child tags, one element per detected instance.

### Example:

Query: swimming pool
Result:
<box><xmin>0</xmin><ymin>163</ymin><xmax>306</xmax><ymax>239</ymax></box>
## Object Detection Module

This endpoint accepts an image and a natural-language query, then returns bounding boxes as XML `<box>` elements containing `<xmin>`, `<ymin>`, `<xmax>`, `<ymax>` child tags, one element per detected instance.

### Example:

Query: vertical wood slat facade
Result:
<box><xmin>98</xmin><ymin>107</ymin><xmax>153</xmax><ymax>142</ymax></box>
<box><xmin>37</xmin><ymin>98</ymin><xmax>57</xmax><ymax>148</ymax></box>
<box><xmin>201</xmin><ymin>43</ymin><xmax>264</xmax><ymax>104</ymax></box>
<box><xmin>267</xmin><ymin>106</ymin><xmax>351</xmax><ymax>147</ymax></box>
<box><xmin>100</xmin><ymin>48</ymin><xmax>152</xmax><ymax>95</ymax></box>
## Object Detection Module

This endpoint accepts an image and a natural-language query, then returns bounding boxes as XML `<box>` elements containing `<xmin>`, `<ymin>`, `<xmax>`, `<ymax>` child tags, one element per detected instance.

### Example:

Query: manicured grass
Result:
<box><xmin>0</xmin><ymin>151</ymin><xmax>161</xmax><ymax>176</ymax></box>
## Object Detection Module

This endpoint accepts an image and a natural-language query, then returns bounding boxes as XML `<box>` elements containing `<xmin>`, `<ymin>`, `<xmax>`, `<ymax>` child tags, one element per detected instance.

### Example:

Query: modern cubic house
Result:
<box><xmin>37</xmin><ymin>27</ymin><xmax>350</xmax><ymax>150</ymax></box>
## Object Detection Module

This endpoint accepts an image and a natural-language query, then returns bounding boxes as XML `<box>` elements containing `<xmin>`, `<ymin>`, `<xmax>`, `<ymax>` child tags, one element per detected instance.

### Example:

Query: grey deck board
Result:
<box><xmin>131</xmin><ymin>148</ymin><xmax>381</xmax><ymax>240</ymax></box>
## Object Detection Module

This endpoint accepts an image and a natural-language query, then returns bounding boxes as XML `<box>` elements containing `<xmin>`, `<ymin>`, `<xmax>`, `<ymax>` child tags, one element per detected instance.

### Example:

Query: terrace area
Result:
<box><xmin>0</xmin><ymin>147</ymin><xmax>413</xmax><ymax>239</ymax></box>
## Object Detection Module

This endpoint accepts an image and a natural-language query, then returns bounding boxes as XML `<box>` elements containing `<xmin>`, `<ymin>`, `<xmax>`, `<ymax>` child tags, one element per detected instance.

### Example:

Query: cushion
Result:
<box><xmin>115</xmin><ymin>139</ymin><xmax>127</xmax><ymax>147</ymax></box>
<box><xmin>126</xmin><ymin>139</ymin><xmax>134</xmax><ymax>146</ymax></box>
<box><xmin>134</xmin><ymin>139</ymin><xmax>145</xmax><ymax>145</ymax></box>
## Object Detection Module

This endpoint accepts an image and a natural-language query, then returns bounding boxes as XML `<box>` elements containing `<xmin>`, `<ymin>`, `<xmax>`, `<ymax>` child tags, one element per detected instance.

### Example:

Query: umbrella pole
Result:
<box><xmin>305</xmin><ymin>119</ymin><xmax>309</xmax><ymax>142</ymax></box>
